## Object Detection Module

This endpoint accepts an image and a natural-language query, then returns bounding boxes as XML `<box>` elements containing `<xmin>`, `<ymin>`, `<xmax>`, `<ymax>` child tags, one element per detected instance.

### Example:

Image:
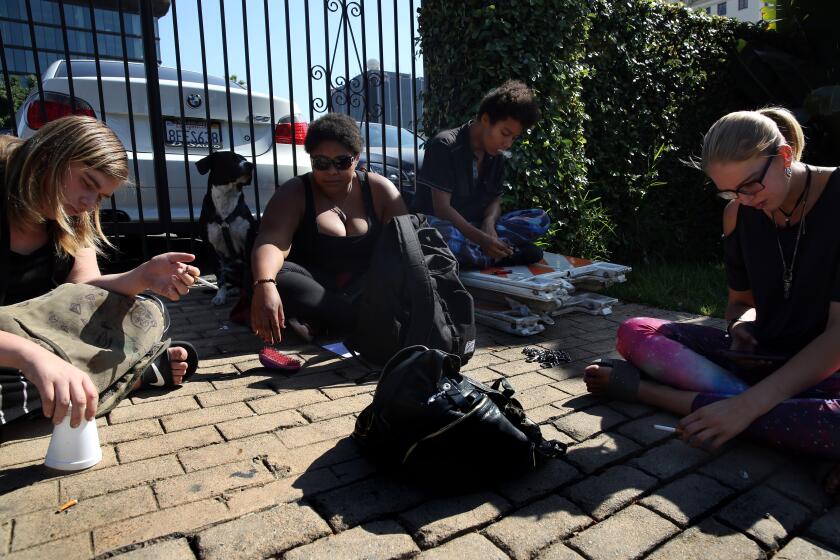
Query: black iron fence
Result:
<box><xmin>0</xmin><ymin>0</ymin><xmax>424</xmax><ymax>260</ymax></box>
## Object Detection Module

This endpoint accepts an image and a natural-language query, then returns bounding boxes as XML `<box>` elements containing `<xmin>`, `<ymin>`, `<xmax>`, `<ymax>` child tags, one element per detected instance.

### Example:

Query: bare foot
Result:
<box><xmin>584</xmin><ymin>360</ymin><xmax>697</xmax><ymax>416</ymax></box>
<box><xmin>167</xmin><ymin>346</ymin><xmax>189</xmax><ymax>385</ymax></box>
<box><xmin>583</xmin><ymin>362</ymin><xmax>613</xmax><ymax>396</ymax></box>
<box><xmin>132</xmin><ymin>346</ymin><xmax>190</xmax><ymax>389</ymax></box>
<box><xmin>287</xmin><ymin>318</ymin><xmax>315</xmax><ymax>342</ymax></box>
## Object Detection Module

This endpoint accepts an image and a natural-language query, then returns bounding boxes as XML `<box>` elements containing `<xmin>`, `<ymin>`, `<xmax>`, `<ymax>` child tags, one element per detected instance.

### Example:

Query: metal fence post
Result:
<box><xmin>139</xmin><ymin>0</ymin><xmax>172</xmax><ymax>244</ymax></box>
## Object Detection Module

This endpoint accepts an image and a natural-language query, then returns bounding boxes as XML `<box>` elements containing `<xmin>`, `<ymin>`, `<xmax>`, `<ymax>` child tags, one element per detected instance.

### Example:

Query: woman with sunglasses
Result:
<box><xmin>584</xmin><ymin>107</ymin><xmax>840</xmax><ymax>494</ymax></box>
<box><xmin>250</xmin><ymin>112</ymin><xmax>407</xmax><ymax>343</ymax></box>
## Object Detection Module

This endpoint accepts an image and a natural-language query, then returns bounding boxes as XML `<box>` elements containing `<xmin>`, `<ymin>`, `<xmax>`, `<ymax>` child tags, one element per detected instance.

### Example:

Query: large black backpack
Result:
<box><xmin>347</xmin><ymin>214</ymin><xmax>475</xmax><ymax>366</ymax></box>
<box><xmin>353</xmin><ymin>345</ymin><xmax>566</xmax><ymax>480</ymax></box>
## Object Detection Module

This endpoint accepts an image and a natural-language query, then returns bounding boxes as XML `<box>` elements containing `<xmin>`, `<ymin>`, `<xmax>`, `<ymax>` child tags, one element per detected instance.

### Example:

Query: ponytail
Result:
<box><xmin>701</xmin><ymin>107</ymin><xmax>805</xmax><ymax>170</ymax></box>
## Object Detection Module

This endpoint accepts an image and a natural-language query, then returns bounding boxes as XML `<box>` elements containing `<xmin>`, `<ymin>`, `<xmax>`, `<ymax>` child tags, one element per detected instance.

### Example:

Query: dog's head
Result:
<box><xmin>195</xmin><ymin>151</ymin><xmax>255</xmax><ymax>189</ymax></box>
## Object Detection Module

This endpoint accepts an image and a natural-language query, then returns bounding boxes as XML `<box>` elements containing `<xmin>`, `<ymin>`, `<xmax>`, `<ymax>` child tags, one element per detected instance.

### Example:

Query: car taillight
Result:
<box><xmin>274</xmin><ymin>121</ymin><xmax>308</xmax><ymax>144</ymax></box>
<box><xmin>26</xmin><ymin>92</ymin><xmax>95</xmax><ymax>130</ymax></box>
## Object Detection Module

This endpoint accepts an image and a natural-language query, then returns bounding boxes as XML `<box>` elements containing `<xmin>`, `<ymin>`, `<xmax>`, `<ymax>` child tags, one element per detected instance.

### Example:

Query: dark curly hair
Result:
<box><xmin>477</xmin><ymin>80</ymin><xmax>541</xmax><ymax>130</ymax></box>
<box><xmin>303</xmin><ymin>112</ymin><xmax>362</xmax><ymax>155</ymax></box>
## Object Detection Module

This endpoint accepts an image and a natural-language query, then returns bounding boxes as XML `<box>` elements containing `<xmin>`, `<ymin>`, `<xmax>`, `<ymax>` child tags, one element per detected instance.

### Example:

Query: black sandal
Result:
<box><xmin>140</xmin><ymin>341</ymin><xmax>199</xmax><ymax>388</ymax></box>
<box><xmin>586</xmin><ymin>358</ymin><xmax>642</xmax><ymax>402</ymax></box>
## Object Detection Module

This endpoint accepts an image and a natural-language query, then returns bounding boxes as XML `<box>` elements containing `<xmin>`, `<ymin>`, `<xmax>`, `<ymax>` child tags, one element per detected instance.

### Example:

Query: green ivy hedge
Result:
<box><xmin>583</xmin><ymin>1</ymin><xmax>761</xmax><ymax>263</ymax></box>
<box><xmin>418</xmin><ymin>0</ymin><xmax>608</xmax><ymax>258</ymax></box>
<box><xmin>419</xmin><ymin>0</ymin><xmax>762</xmax><ymax>262</ymax></box>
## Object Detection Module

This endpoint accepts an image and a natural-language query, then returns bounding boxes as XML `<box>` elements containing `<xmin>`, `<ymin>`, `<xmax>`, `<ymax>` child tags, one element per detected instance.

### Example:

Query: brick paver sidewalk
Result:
<box><xmin>1</xmin><ymin>290</ymin><xmax>838</xmax><ymax>559</ymax></box>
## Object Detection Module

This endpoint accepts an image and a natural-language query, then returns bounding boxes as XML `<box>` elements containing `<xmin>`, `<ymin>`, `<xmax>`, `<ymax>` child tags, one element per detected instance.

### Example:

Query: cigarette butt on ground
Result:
<box><xmin>57</xmin><ymin>498</ymin><xmax>77</xmax><ymax>513</ymax></box>
<box><xmin>653</xmin><ymin>424</ymin><xmax>681</xmax><ymax>434</ymax></box>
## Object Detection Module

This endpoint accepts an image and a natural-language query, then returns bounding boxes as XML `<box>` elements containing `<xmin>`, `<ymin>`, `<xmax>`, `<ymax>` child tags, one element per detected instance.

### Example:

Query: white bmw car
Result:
<box><xmin>16</xmin><ymin>59</ymin><xmax>310</xmax><ymax>234</ymax></box>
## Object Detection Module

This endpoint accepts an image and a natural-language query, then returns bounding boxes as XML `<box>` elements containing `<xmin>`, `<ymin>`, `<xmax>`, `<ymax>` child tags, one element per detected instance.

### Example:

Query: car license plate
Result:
<box><xmin>164</xmin><ymin>119</ymin><xmax>222</xmax><ymax>148</ymax></box>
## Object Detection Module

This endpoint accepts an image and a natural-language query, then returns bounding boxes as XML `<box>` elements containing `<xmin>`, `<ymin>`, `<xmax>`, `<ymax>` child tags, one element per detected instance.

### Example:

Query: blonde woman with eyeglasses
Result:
<box><xmin>583</xmin><ymin>107</ymin><xmax>840</xmax><ymax>497</ymax></box>
<box><xmin>0</xmin><ymin>116</ymin><xmax>200</xmax><ymax>429</ymax></box>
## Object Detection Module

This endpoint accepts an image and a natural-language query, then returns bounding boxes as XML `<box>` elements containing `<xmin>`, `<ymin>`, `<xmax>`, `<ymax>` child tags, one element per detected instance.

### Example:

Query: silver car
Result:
<box><xmin>16</xmin><ymin>59</ymin><xmax>310</xmax><ymax>233</ymax></box>
<box><xmin>357</xmin><ymin>122</ymin><xmax>424</xmax><ymax>205</ymax></box>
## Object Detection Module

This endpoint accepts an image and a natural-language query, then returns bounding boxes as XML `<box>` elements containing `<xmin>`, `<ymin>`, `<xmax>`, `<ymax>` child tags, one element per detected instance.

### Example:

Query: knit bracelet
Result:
<box><xmin>253</xmin><ymin>278</ymin><xmax>277</xmax><ymax>288</ymax></box>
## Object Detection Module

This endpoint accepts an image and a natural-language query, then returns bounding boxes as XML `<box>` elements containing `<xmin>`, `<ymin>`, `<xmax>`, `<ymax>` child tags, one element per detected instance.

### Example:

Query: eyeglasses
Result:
<box><xmin>310</xmin><ymin>154</ymin><xmax>356</xmax><ymax>171</ymax></box>
<box><xmin>715</xmin><ymin>150</ymin><xmax>777</xmax><ymax>200</ymax></box>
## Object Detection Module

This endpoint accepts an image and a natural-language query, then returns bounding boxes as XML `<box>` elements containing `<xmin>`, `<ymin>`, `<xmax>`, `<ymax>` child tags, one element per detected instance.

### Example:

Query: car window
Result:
<box><xmin>362</xmin><ymin>125</ymin><xmax>383</xmax><ymax>147</ymax></box>
<box><xmin>54</xmin><ymin>60</ymin><xmax>242</xmax><ymax>89</ymax></box>
<box><xmin>360</xmin><ymin>124</ymin><xmax>420</xmax><ymax>148</ymax></box>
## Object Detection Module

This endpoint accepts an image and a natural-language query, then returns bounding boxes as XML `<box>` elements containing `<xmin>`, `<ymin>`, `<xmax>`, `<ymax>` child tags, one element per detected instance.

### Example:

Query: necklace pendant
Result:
<box><xmin>783</xmin><ymin>271</ymin><xmax>793</xmax><ymax>299</ymax></box>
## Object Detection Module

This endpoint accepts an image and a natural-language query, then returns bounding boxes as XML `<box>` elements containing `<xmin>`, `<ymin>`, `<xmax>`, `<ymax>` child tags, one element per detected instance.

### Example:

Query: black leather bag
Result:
<box><xmin>353</xmin><ymin>345</ymin><xmax>566</xmax><ymax>479</ymax></box>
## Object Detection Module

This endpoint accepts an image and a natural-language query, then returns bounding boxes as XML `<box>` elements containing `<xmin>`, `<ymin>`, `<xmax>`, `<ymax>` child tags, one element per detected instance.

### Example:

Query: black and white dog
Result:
<box><xmin>196</xmin><ymin>151</ymin><xmax>257</xmax><ymax>306</ymax></box>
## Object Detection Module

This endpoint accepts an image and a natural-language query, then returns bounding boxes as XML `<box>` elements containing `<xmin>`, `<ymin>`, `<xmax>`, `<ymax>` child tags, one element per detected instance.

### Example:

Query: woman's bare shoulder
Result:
<box><xmin>276</xmin><ymin>175</ymin><xmax>306</xmax><ymax>196</ymax></box>
<box><xmin>263</xmin><ymin>176</ymin><xmax>306</xmax><ymax>221</ymax></box>
<box><xmin>366</xmin><ymin>171</ymin><xmax>401</xmax><ymax>197</ymax></box>
<box><xmin>723</xmin><ymin>200</ymin><xmax>740</xmax><ymax>236</ymax></box>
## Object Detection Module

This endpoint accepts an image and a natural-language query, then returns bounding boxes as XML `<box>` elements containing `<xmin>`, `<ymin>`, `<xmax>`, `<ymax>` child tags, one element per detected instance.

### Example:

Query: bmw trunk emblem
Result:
<box><xmin>187</xmin><ymin>94</ymin><xmax>202</xmax><ymax>108</ymax></box>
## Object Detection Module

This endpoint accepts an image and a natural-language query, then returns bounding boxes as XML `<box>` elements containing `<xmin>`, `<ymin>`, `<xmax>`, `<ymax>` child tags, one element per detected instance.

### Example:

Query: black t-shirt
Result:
<box><xmin>725</xmin><ymin>167</ymin><xmax>840</xmax><ymax>354</ymax></box>
<box><xmin>412</xmin><ymin>122</ymin><xmax>505</xmax><ymax>223</ymax></box>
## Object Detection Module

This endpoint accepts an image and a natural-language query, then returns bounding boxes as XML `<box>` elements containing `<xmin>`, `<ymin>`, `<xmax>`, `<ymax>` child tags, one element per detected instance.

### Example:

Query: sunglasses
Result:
<box><xmin>310</xmin><ymin>154</ymin><xmax>356</xmax><ymax>171</ymax></box>
<box><xmin>716</xmin><ymin>149</ymin><xmax>778</xmax><ymax>201</ymax></box>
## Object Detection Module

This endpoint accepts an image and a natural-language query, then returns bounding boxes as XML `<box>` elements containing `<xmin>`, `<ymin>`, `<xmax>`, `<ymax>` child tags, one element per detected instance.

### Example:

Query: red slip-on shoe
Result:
<box><xmin>259</xmin><ymin>347</ymin><xmax>302</xmax><ymax>372</ymax></box>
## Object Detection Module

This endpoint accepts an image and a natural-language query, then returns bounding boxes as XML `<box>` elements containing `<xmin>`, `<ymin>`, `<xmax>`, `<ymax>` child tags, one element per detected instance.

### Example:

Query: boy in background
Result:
<box><xmin>413</xmin><ymin>80</ymin><xmax>549</xmax><ymax>269</ymax></box>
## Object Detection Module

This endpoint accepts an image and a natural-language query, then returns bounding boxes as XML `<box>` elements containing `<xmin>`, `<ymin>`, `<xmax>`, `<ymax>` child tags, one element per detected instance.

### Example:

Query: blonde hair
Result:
<box><xmin>701</xmin><ymin>107</ymin><xmax>805</xmax><ymax>171</ymax></box>
<box><xmin>1</xmin><ymin>116</ymin><xmax>129</xmax><ymax>256</ymax></box>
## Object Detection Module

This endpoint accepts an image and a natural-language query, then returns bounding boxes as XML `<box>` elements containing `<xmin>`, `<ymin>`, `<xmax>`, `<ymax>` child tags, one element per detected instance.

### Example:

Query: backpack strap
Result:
<box><xmin>358</xmin><ymin>170</ymin><xmax>377</xmax><ymax>221</ymax></box>
<box><xmin>0</xmin><ymin>160</ymin><xmax>10</xmax><ymax>306</ymax></box>
<box><xmin>395</xmin><ymin>215</ymin><xmax>436</xmax><ymax>347</ymax></box>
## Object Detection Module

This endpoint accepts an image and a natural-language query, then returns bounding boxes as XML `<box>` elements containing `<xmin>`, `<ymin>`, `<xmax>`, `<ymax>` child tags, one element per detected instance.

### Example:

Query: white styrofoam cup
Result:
<box><xmin>44</xmin><ymin>406</ymin><xmax>102</xmax><ymax>471</ymax></box>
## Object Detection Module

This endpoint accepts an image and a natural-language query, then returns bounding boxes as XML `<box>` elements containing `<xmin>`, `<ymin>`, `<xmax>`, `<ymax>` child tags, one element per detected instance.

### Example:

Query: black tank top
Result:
<box><xmin>287</xmin><ymin>171</ymin><xmax>382</xmax><ymax>283</ymax></box>
<box><xmin>725</xmin><ymin>167</ymin><xmax>840</xmax><ymax>354</ymax></box>
<box><xmin>3</xmin><ymin>244</ymin><xmax>74</xmax><ymax>305</ymax></box>
<box><xmin>0</xmin><ymin>162</ymin><xmax>74</xmax><ymax>306</ymax></box>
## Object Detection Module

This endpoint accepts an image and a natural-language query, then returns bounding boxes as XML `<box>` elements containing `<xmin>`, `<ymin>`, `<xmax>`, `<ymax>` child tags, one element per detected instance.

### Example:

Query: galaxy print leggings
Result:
<box><xmin>617</xmin><ymin>317</ymin><xmax>840</xmax><ymax>460</ymax></box>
